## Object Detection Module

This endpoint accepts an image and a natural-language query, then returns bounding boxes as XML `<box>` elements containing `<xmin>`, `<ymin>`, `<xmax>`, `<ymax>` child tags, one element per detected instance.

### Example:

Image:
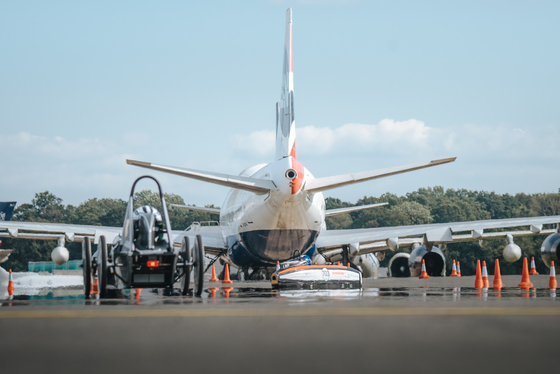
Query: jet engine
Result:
<box><xmin>388</xmin><ymin>252</ymin><xmax>411</xmax><ymax>277</ymax></box>
<box><xmin>387</xmin><ymin>244</ymin><xmax>446</xmax><ymax>277</ymax></box>
<box><xmin>408</xmin><ymin>244</ymin><xmax>446</xmax><ymax>277</ymax></box>
<box><xmin>541</xmin><ymin>233</ymin><xmax>560</xmax><ymax>268</ymax></box>
<box><xmin>51</xmin><ymin>237</ymin><xmax>69</xmax><ymax>265</ymax></box>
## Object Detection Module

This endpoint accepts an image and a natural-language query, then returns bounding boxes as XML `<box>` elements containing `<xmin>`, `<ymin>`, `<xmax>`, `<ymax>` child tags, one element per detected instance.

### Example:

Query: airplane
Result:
<box><xmin>0</xmin><ymin>201</ymin><xmax>16</xmax><ymax>264</ymax></box>
<box><xmin>1</xmin><ymin>9</ymin><xmax>560</xmax><ymax>283</ymax></box>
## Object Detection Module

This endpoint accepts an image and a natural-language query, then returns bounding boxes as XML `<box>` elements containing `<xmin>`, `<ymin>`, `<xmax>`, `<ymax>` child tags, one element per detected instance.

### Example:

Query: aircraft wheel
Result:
<box><xmin>97</xmin><ymin>235</ymin><xmax>108</xmax><ymax>298</ymax></box>
<box><xmin>193</xmin><ymin>235</ymin><xmax>205</xmax><ymax>297</ymax></box>
<box><xmin>82</xmin><ymin>239</ymin><xmax>92</xmax><ymax>298</ymax></box>
<box><xmin>181</xmin><ymin>236</ymin><xmax>192</xmax><ymax>296</ymax></box>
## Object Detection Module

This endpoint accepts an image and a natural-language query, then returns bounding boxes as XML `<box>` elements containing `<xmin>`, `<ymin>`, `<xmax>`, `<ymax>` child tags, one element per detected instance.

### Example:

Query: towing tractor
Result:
<box><xmin>82</xmin><ymin>175</ymin><xmax>205</xmax><ymax>298</ymax></box>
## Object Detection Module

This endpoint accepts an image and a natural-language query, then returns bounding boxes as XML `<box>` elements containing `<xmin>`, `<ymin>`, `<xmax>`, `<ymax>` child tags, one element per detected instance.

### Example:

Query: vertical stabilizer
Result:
<box><xmin>276</xmin><ymin>8</ymin><xmax>296</xmax><ymax>160</ymax></box>
<box><xmin>0</xmin><ymin>202</ymin><xmax>16</xmax><ymax>222</ymax></box>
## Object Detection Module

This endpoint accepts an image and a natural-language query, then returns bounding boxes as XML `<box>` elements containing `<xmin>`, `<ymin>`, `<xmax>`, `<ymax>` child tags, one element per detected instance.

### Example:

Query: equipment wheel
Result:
<box><xmin>193</xmin><ymin>234</ymin><xmax>205</xmax><ymax>297</ymax></box>
<box><xmin>97</xmin><ymin>235</ymin><xmax>108</xmax><ymax>298</ymax></box>
<box><xmin>181</xmin><ymin>236</ymin><xmax>192</xmax><ymax>295</ymax></box>
<box><xmin>82</xmin><ymin>239</ymin><xmax>92</xmax><ymax>298</ymax></box>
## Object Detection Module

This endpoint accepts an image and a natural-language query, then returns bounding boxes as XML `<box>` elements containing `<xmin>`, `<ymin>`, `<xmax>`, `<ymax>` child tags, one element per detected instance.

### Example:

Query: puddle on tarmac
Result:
<box><xmin>1</xmin><ymin>282</ymin><xmax>558</xmax><ymax>308</ymax></box>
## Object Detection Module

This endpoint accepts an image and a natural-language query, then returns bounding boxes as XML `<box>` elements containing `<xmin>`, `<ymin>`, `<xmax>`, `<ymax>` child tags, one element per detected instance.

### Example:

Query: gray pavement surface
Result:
<box><xmin>1</xmin><ymin>275</ymin><xmax>559</xmax><ymax>374</ymax></box>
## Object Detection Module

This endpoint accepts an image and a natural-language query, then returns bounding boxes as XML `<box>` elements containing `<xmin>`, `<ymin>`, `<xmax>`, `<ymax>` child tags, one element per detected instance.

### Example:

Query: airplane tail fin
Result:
<box><xmin>0</xmin><ymin>202</ymin><xmax>16</xmax><ymax>222</ymax></box>
<box><xmin>276</xmin><ymin>8</ymin><xmax>296</xmax><ymax>160</ymax></box>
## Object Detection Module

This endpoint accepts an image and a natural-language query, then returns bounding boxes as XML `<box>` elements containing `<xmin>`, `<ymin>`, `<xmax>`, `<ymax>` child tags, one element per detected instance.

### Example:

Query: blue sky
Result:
<box><xmin>1</xmin><ymin>1</ymin><xmax>559</xmax><ymax>207</ymax></box>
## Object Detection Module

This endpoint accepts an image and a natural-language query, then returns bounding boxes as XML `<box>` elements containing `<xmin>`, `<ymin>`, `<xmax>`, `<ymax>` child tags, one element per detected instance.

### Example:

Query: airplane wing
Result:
<box><xmin>0</xmin><ymin>221</ymin><xmax>228</xmax><ymax>256</ymax></box>
<box><xmin>171</xmin><ymin>226</ymin><xmax>227</xmax><ymax>256</ymax></box>
<box><xmin>0</xmin><ymin>221</ymin><xmax>122</xmax><ymax>244</ymax></box>
<box><xmin>170</xmin><ymin>204</ymin><xmax>220</xmax><ymax>215</ymax></box>
<box><xmin>325</xmin><ymin>202</ymin><xmax>388</xmax><ymax>217</ymax></box>
<box><xmin>316</xmin><ymin>215</ymin><xmax>560</xmax><ymax>254</ymax></box>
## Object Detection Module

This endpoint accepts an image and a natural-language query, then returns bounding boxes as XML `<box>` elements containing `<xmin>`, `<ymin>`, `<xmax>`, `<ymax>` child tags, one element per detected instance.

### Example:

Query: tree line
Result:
<box><xmin>325</xmin><ymin>187</ymin><xmax>560</xmax><ymax>276</ymax></box>
<box><xmin>2</xmin><ymin>186</ymin><xmax>559</xmax><ymax>275</ymax></box>
<box><xmin>2</xmin><ymin>190</ymin><xmax>217</xmax><ymax>271</ymax></box>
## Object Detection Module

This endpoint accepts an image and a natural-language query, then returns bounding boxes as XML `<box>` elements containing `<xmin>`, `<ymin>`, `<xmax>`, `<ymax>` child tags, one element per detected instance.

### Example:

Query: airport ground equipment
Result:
<box><xmin>82</xmin><ymin>176</ymin><xmax>205</xmax><ymax>298</ymax></box>
<box><xmin>271</xmin><ymin>255</ymin><xmax>362</xmax><ymax>289</ymax></box>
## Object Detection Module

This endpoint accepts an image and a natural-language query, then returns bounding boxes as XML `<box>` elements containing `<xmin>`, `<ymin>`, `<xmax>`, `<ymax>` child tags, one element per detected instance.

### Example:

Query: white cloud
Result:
<box><xmin>229</xmin><ymin>119</ymin><xmax>559</xmax><ymax>199</ymax></box>
<box><xmin>0</xmin><ymin>132</ymin><xmax>145</xmax><ymax>205</ymax></box>
<box><xmin>2</xmin><ymin>121</ymin><xmax>558</xmax><ymax>209</ymax></box>
<box><xmin>231</xmin><ymin>119</ymin><xmax>557</xmax><ymax>161</ymax></box>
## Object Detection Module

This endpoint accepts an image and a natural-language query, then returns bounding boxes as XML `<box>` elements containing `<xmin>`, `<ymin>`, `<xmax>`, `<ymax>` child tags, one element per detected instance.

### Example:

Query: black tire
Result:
<box><xmin>193</xmin><ymin>234</ymin><xmax>205</xmax><ymax>297</ymax></box>
<box><xmin>82</xmin><ymin>239</ymin><xmax>92</xmax><ymax>298</ymax></box>
<box><xmin>181</xmin><ymin>236</ymin><xmax>192</xmax><ymax>296</ymax></box>
<box><xmin>97</xmin><ymin>235</ymin><xmax>108</xmax><ymax>298</ymax></box>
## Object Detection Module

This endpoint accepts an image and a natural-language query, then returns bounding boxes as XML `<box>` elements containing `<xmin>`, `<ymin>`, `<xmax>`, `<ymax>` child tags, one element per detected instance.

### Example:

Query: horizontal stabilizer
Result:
<box><xmin>170</xmin><ymin>204</ymin><xmax>220</xmax><ymax>215</ymax></box>
<box><xmin>127</xmin><ymin>160</ymin><xmax>276</xmax><ymax>194</ymax></box>
<box><xmin>325</xmin><ymin>202</ymin><xmax>388</xmax><ymax>217</ymax></box>
<box><xmin>304</xmin><ymin>157</ymin><xmax>456</xmax><ymax>193</ymax></box>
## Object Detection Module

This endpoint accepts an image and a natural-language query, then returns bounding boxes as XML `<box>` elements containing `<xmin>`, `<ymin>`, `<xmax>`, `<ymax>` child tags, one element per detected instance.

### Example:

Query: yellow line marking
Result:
<box><xmin>1</xmin><ymin>307</ymin><xmax>560</xmax><ymax>319</ymax></box>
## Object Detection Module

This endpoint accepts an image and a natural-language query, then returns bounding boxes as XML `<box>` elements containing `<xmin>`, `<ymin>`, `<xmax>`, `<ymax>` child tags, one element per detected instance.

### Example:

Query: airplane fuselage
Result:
<box><xmin>220</xmin><ymin>156</ymin><xmax>326</xmax><ymax>267</ymax></box>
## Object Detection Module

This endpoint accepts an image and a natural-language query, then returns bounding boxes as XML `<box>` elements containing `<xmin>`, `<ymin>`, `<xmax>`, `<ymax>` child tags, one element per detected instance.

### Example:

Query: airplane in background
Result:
<box><xmin>0</xmin><ymin>202</ymin><xmax>17</xmax><ymax>264</ymax></box>
<box><xmin>1</xmin><ymin>9</ymin><xmax>560</xmax><ymax>282</ymax></box>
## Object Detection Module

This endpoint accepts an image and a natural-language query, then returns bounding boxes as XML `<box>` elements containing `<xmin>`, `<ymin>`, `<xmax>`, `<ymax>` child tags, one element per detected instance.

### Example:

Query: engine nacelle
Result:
<box><xmin>353</xmin><ymin>253</ymin><xmax>379</xmax><ymax>278</ymax></box>
<box><xmin>541</xmin><ymin>233</ymin><xmax>560</xmax><ymax>268</ymax></box>
<box><xmin>408</xmin><ymin>244</ymin><xmax>446</xmax><ymax>277</ymax></box>
<box><xmin>388</xmin><ymin>252</ymin><xmax>411</xmax><ymax>277</ymax></box>
<box><xmin>51</xmin><ymin>246</ymin><xmax>69</xmax><ymax>265</ymax></box>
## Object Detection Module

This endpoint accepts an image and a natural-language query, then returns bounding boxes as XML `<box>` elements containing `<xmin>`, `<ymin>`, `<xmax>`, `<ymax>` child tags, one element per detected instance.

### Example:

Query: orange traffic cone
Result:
<box><xmin>135</xmin><ymin>288</ymin><xmax>142</xmax><ymax>299</ymax></box>
<box><xmin>529</xmin><ymin>256</ymin><xmax>539</xmax><ymax>275</ymax></box>
<box><xmin>209</xmin><ymin>264</ymin><xmax>219</xmax><ymax>282</ymax></box>
<box><xmin>92</xmin><ymin>278</ymin><xmax>99</xmax><ymax>295</ymax></box>
<box><xmin>456</xmin><ymin>261</ymin><xmax>461</xmax><ymax>277</ymax></box>
<box><xmin>482</xmin><ymin>261</ymin><xmax>490</xmax><ymax>289</ymax></box>
<box><xmin>474</xmin><ymin>260</ymin><xmax>484</xmax><ymax>289</ymax></box>
<box><xmin>7</xmin><ymin>269</ymin><xmax>14</xmax><ymax>296</ymax></box>
<box><xmin>276</xmin><ymin>261</ymin><xmax>280</xmax><ymax>272</ymax></box>
<box><xmin>222</xmin><ymin>263</ymin><xmax>233</xmax><ymax>284</ymax></box>
<box><xmin>549</xmin><ymin>261</ymin><xmax>557</xmax><ymax>290</ymax></box>
<box><xmin>337</xmin><ymin>261</ymin><xmax>340</xmax><ymax>265</ymax></box>
<box><xmin>450</xmin><ymin>260</ymin><xmax>458</xmax><ymax>277</ymax></box>
<box><xmin>493</xmin><ymin>259</ymin><xmax>503</xmax><ymax>290</ymax></box>
<box><xmin>518</xmin><ymin>257</ymin><xmax>533</xmax><ymax>289</ymax></box>
<box><xmin>419</xmin><ymin>259</ymin><xmax>430</xmax><ymax>279</ymax></box>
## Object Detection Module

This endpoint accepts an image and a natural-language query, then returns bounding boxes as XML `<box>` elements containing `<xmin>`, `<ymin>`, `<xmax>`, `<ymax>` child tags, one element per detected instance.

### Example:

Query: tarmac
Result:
<box><xmin>0</xmin><ymin>274</ymin><xmax>559</xmax><ymax>374</ymax></box>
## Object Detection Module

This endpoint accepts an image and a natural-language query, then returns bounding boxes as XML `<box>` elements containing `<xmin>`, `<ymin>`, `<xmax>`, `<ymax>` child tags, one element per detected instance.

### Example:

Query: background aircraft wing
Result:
<box><xmin>171</xmin><ymin>227</ymin><xmax>227</xmax><ymax>256</ymax></box>
<box><xmin>0</xmin><ymin>220</ymin><xmax>228</xmax><ymax>256</ymax></box>
<box><xmin>0</xmin><ymin>221</ymin><xmax>122</xmax><ymax>244</ymax></box>
<box><xmin>316</xmin><ymin>215</ymin><xmax>560</xmax><ymax>254</ymax></box>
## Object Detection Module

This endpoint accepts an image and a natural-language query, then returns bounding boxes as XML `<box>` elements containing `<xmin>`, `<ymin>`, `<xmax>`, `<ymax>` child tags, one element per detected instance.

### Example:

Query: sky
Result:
<box><xmin>1</xmin><ymin>0</ymin><xmax>559</xmax><ymax>208</ymax></box>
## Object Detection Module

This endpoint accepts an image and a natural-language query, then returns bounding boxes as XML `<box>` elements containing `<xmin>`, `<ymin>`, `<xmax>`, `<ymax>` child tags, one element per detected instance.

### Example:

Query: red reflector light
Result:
<box><xmin>147</xmin><ymin>260</ymin><xmax>160</xmax><ymax>268</ymax></box>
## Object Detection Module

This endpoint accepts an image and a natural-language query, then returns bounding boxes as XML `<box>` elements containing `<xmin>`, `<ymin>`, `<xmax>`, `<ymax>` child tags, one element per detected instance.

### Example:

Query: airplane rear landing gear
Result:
<box><xmin>250</xmin><ymin>268</ymin><xmax>269</xmax><ymax>281</ymax></box>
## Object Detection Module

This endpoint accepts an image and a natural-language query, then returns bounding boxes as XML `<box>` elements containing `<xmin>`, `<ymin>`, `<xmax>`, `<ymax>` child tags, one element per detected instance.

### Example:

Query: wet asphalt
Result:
<box><xmin>1</xmin><ymin>275</ymin><xmax>559</xmax><ymax>374</ymax></box>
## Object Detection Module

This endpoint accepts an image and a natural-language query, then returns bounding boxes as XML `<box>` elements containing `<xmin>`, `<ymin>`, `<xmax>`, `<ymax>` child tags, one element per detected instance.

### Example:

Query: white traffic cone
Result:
<box><xmin>450</xmin><ymin>260</ymin><xmax>458</xmax><ymax>277</ymax></box>
<box><xmin>482</xmin><ymin>261</ymin><xmax>489</xmax><ymax>289</ymax></box>
<box><xmin>419</xmin><ymin>259</ymin><xmax>429</xmax><ymax>279</ymax></box>
<box><xmin>276</xmin><ymin>261</ymin><xmax>280</xmax><ymax>272</ymax></box>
